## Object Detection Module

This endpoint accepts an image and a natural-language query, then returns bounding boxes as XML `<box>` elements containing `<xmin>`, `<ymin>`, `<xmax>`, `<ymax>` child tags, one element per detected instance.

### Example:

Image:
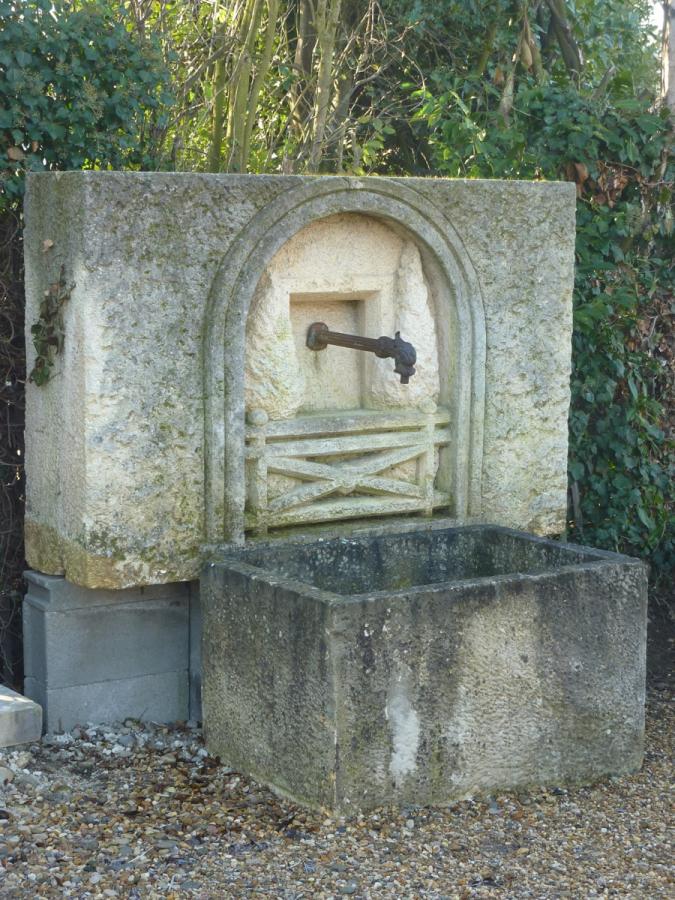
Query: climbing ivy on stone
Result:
<box><xmin>28</xmin><ymin>264</ymin><xmax>73</xmax><ymax>386</ymax></box>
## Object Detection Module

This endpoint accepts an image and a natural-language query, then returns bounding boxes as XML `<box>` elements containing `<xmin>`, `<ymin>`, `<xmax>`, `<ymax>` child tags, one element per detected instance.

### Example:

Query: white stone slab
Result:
<box><xmin>0</xmin><ymin>685</ymin><xmax>42</xmax><ymax>747</ymax></box>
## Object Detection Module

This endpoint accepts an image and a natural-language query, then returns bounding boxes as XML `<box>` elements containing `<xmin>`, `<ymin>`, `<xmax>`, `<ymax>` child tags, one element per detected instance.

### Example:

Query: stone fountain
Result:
<box><xmin>23</xmin><ymin>173</ymin><xmax>646</xmax><ymax>809</ymax></box>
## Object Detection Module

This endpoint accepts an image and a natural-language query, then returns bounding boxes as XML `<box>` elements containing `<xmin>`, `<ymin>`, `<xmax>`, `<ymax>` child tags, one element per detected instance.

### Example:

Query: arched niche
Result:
<box><xmin>203</xmin><ymin>178</ymin><xmax>486</xmax><ymax>545</ymax></box>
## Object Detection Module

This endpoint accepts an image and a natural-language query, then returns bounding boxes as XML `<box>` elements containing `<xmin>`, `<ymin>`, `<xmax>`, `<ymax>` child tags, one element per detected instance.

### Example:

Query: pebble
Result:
<box><xmin>14</xmin><ymin>772</ymin><xmax>40</xmax><ymax>789</ymax></box>
<box><xmin>156</xmin><ymin>839</ymin><xmax>178</xmax><ymax>849</ymax></box>
<box><xmin>0</xmin><ymin>766</ymin><xmax>14</xmax><ymax>785</ymax></box>
<box><xmin>0</xmin><ymin>689</ymin><xmax>670</xmax><ymax>898</ymax></box>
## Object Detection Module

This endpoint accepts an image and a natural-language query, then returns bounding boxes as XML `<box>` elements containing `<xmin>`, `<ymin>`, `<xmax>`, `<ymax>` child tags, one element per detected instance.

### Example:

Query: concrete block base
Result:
<box><xmin>0</xmin><ymin>685</ymin><xmax>42</xmax><ymax>747</ymax></box>
<box><xmin>202</xmin><ymin>523</ymin><xmax>648</xmax><ymax>813</ymax></box>
<box><xmin>23</xmin><ymin>572</ymin><xmax>199</xmax><ymax>732</ymax></box>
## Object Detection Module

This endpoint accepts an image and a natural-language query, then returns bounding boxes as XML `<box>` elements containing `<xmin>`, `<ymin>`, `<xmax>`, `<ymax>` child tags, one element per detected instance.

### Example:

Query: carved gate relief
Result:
<box><xmin>245</xmin><ymin>403</ymin><xmax>451</xmax><ymax>533</ymax></box>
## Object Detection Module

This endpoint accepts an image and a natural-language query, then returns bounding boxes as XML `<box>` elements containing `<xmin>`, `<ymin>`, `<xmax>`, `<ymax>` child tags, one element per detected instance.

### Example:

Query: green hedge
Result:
<box><xmin>414</xmin><ymin>80</ymin><xmax>673</xmax><ymax>582</ymax></box>
<box><xmin>0</xmin><ymin>0</ymin><xmax>170</xmax><ymax>208</ymax></box>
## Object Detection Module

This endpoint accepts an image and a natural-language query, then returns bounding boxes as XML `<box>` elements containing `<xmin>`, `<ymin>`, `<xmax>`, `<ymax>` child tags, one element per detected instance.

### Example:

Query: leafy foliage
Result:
<box><xmin>401</xmin><ymin>16</ymin><xmax>673</xmax><ymax>582</ymax></box>
<box><xmin>122</xmin><ymin>0</ymin><xmax>413</xmax><ymax>175</ymax></box>
<box><xmin>0</xmin><ymin>0</ymin><xmax>172</xmax><ymax>206</ymax></box>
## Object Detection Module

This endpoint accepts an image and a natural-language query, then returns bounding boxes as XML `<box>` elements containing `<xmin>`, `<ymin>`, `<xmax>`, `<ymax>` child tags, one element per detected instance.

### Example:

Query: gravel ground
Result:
<box><xmin>0</xmin><ymin>685</ymin><xmax>671</xmax><ymax>899</ymax></box>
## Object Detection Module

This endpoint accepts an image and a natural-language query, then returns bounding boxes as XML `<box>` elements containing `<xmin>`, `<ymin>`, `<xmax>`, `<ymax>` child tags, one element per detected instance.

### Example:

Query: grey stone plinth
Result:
<box><xmin>188</xmin><ymin>583</ymin><xmax>202</xmax><ymax>722</ymax></box>
<box><xmin>23</xmin><ymin>572</ymin><xmax>194</xmax><ymax>732</ymax></box>
<box><xmin>202</xmin><ymin>522</ymin><xmax>647</xmax><ymax>813</ymax></box>
<box><xmin>23</xmin><ymin>673</ymin><xmax>187</xmax><ymax>732</ymax></box>
<box><xmin>0</xmin><ymin>686</ymin><xmax>42</xmax><ymax>748</ymax></box>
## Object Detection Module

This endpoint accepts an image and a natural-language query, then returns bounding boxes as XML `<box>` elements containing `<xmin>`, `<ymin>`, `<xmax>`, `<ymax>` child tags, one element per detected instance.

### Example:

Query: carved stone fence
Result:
<box><xmin>244</xmin><ymin>404</ymin><xmax>451</xmax><ymax>532</ymax></box>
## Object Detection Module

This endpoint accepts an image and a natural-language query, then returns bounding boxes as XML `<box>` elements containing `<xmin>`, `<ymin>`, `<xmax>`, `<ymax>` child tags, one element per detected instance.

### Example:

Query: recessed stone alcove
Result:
<box><xmin>290</xmin><ymin>291</ymin><xmax>367</xmax><ymax>412</ymax></box>
<box><xmin>242</xmin><ymin>211</ymin><xmax>448</xmax><ymax>532</ymax></box>
<box><xmin>203</xmin><ymin>179</ymin><xmax>492</xmax><ymax>549</ymax></box>
<box><xmin>245</xmin><ymin>212</ymin><xmax>441</xmax><ymax>418</ymax></box>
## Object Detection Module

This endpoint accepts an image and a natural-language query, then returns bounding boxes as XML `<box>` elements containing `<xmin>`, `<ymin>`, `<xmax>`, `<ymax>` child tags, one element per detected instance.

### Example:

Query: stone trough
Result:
<box><xmin>203</xmin><ymin>522</ymin><xmax>646</xmax><ymax>812</ymax></box>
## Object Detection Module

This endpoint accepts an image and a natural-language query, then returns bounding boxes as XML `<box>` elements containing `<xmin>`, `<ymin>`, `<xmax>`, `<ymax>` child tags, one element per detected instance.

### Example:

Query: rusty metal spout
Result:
<box><xmin>306</xmin><ymin>322</ymin><xmax>416</xmax><ymax>384</ymax></box>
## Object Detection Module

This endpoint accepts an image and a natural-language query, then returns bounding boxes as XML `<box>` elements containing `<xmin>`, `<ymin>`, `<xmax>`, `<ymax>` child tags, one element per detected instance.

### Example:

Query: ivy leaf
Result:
<box><xmin>636</xmin><ymin>507</ymin><xmax>655</xmax><ymax>530</ymax></box>
<box><xmin>14</xmin><ymin>50</ymin><xmax>33</xmax><ymax>67</ymax></box>
<box><xmin>627</xmin><ymin>376</ymin><xmax>638</xmax><ymax>400</ymax></box>
<box><xmin>569</xmin><ymin>461</ymin><xmax>585</xmax><ymax>481</ymax></box>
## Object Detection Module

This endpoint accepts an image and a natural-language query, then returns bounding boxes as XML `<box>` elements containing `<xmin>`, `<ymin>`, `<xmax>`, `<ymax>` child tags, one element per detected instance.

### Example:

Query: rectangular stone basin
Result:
<box><xmin>201</xmin><ymin>523</ymin><xmax>647</xmax><ymax>812</ymax></box>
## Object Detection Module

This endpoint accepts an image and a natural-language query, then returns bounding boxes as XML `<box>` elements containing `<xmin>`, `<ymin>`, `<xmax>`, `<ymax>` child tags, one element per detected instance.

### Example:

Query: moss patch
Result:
<box><xmin>25</xmin><ymin>519</ymin><xmax>200</xmax><ymax>589</ymax></box>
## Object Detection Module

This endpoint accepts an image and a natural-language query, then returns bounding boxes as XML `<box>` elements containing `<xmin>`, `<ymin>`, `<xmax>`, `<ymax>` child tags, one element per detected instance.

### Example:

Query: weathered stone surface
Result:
<box><xmin>0</xmin><ymin>686</ymin><xmax>42</xmax><ymax>747</ymax></box>
<box><xmin>24</xmin><ymin>173</ymin><xmax>575</xmax><ymax>588</ymax></box>
<box><xmin>202</xmin><ymin>522</ymin><xmax>647</xmax><ymax>812</ymax></box>
<box><xmin>244</xmin><ymin>404</ymin><xmax>450</xmax><ymax>532</ymax></box>
<box><xmin>411</xmin><ymin>179</ymin><xmax>577</xmax><ymax>534</ymax></box>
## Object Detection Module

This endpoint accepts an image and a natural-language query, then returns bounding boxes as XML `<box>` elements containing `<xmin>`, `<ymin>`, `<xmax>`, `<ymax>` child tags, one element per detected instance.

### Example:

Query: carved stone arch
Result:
<box><xmin>203</xmin><ymin>178</ymin><xmax>486</xmax><ymax>545</ymax></box>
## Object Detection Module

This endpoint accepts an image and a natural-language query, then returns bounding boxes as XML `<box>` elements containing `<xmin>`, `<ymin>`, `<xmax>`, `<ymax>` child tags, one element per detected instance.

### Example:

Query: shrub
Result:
<box><xmin>414</xmin><ymin>80</ymin><xmax>673</xmax><ymax>582</ymax></box>
<box><xmin>0</xmin><ymin>0</ymin><xmax>171</xmax><ymax>207</ymax></box>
